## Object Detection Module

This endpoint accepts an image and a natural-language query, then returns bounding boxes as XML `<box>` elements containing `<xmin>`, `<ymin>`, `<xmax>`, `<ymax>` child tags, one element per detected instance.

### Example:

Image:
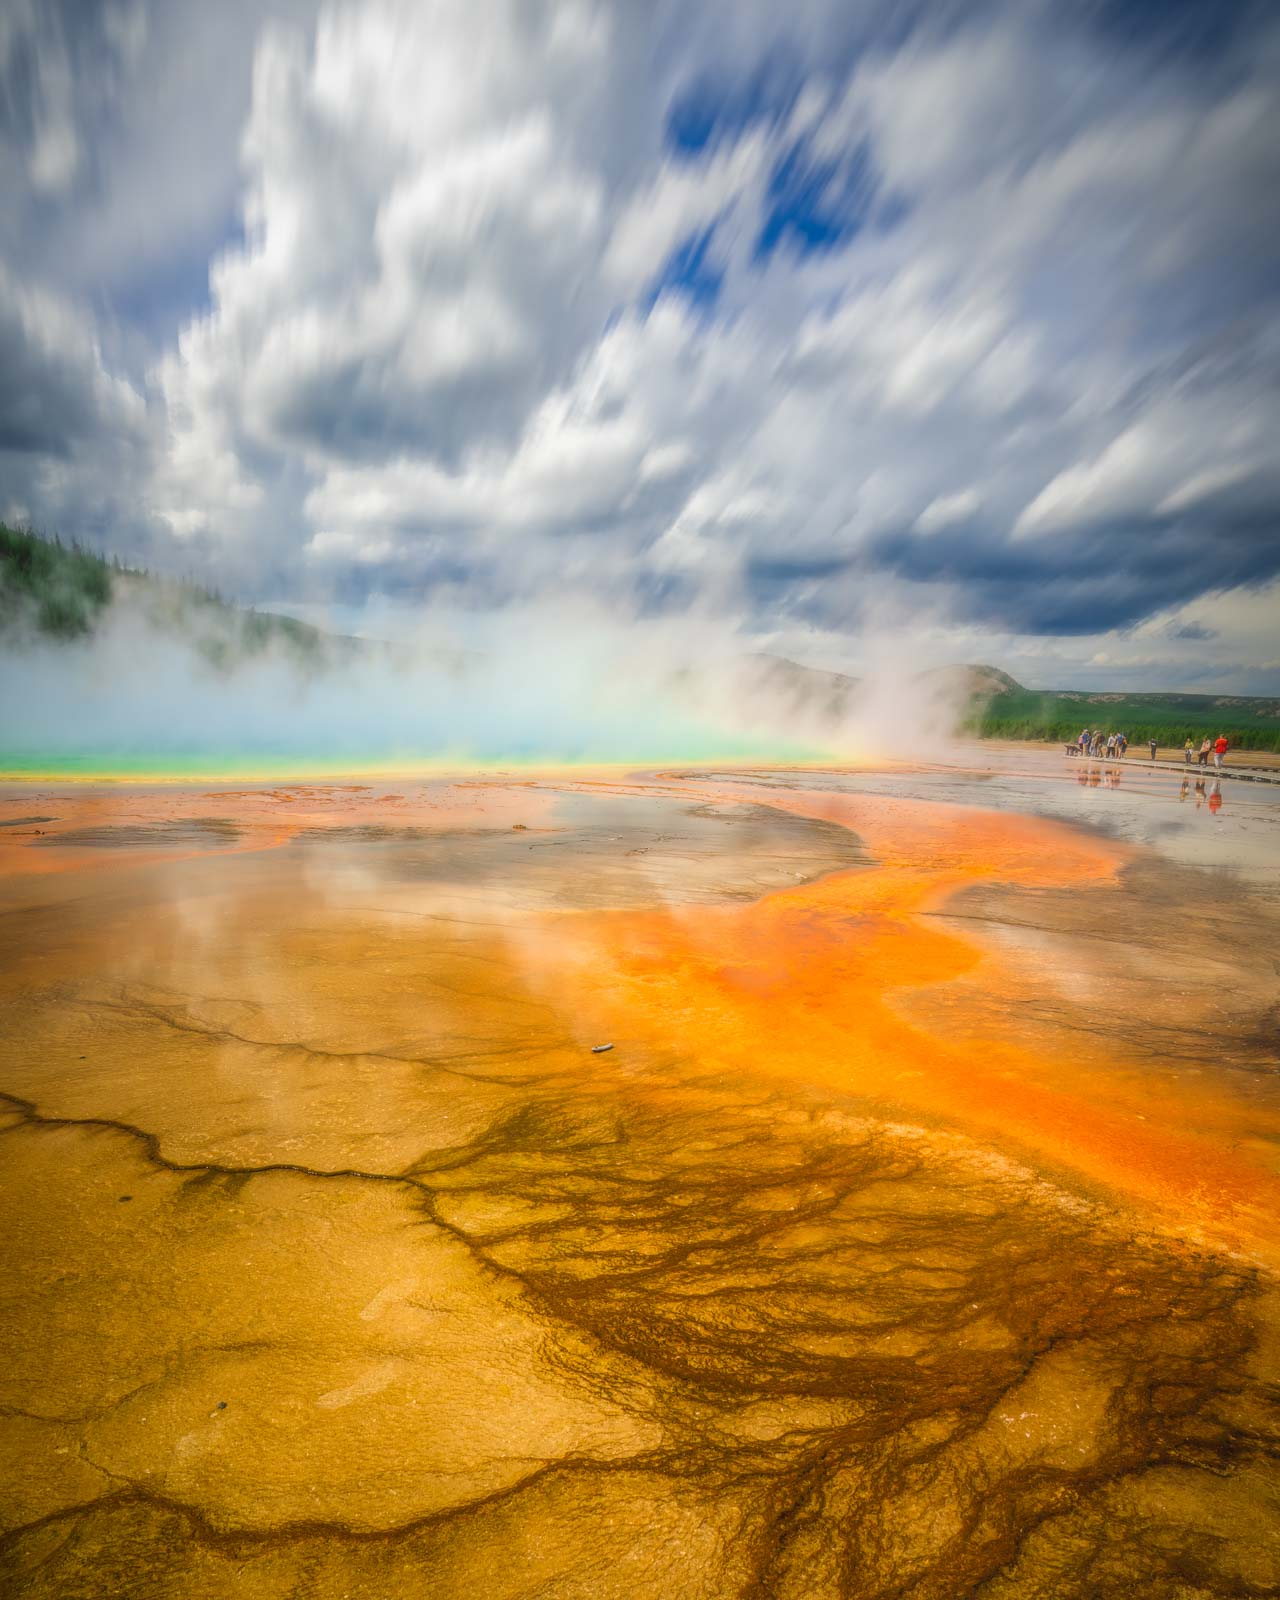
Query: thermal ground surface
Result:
<box><xmin>0</xmin><ymin>752</ymin><xmax>1277</xmax><ymax>1598</ymax></box>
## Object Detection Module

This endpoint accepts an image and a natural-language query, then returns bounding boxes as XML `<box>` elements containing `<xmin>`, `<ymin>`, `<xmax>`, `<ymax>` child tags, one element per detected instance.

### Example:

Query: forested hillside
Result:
<box><xmin>972</xmin><ymin>683</ymin><xmax>1280</xmax><ymax>752</ymax></box>
<box><xmin>0</xmin><ymin>524</ymin><xmax>347</xmax><ymax>669</ymax></box>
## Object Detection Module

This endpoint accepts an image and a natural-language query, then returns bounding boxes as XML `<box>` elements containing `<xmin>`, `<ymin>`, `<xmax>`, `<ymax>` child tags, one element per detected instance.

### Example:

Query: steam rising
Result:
<box><xmin>0</xmin><ymin>592</ymin><xmax>966</xmax><ymax>775</ymax></box>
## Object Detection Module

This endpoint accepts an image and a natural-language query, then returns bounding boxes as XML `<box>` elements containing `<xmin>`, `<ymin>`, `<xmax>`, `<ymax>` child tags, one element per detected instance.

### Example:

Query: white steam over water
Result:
<box><xmin>0</xmin><ymin>597</ymin><xmax>965</xmax><ymax>773</ymax></box>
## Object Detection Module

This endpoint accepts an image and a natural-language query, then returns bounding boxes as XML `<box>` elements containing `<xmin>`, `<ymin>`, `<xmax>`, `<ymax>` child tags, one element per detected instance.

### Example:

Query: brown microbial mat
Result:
<box><xmin>0</xmin><ymin>756</ymin><xmax>1278</xmax><ymax>1598</ymax></box>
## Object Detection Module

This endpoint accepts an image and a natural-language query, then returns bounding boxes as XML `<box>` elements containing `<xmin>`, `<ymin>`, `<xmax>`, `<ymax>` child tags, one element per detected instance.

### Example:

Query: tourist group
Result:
<box><xmin>1068</xmin><ymin>730</ymin><xmax>1230</xmax><ymax>769</ymax></box>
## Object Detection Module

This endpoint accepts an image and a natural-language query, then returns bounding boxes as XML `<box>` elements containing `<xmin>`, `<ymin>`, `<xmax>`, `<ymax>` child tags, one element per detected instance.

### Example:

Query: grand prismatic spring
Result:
<box><xmin>0</xmin><ymin>750</ymin><xmax>1277</xmax><ymax>1598</ymax></box>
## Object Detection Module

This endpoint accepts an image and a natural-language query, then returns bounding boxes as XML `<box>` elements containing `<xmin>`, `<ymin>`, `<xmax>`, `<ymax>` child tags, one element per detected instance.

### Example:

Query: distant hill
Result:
<box><xmin>739</xmin><ymin>653</ymin><xmax>859</xmax><ymax>720</ymax></box>
<box><xmin>0</xmin><ymin>523</ymin><xmax>354</xmax><ymax>671</ymax></box>
<box><xmin>926</xmin><ymin>664</ymin><xmax>1023</xmax><ymax>699</ymax></box>
<box><xmin>727</xmin><ymin>655</ymin><xmax>1280</xmax><ymax>753</ymax></box>
<box><xmin>742</xmin><ymin>655</ymin><xmax>1021</xmax><ymax>718</ymax></box>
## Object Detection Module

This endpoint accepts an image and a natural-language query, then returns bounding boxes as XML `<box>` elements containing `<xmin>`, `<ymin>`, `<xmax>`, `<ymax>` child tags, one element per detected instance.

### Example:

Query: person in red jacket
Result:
<box><xmin>1214</xmin><ymin>734</ymin><xmax>1229</xmax><ymax>773</ymax></box>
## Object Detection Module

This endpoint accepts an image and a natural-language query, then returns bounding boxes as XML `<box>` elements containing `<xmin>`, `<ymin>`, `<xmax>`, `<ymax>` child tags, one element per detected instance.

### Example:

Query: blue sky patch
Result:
<box><xmin>645</xmin><ymin>224</ymin><xmax>726</xmax><ymax>312</ymax></box>
<box><xmin>756</xmin><ymin>137</ymin><xmax>880</xmax><ymax>260</ymax></box>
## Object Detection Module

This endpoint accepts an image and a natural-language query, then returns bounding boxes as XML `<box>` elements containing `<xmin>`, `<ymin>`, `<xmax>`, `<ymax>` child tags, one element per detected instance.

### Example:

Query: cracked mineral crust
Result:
<box><xmin>1</xmin><ymin>772</ymin><xmax>1277</xmax><ymax>1598</ymax></box>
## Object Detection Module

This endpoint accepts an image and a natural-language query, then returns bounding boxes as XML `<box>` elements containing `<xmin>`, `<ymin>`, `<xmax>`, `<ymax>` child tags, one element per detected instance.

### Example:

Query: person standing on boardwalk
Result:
<box><xmin>1214</xmin><ymin>734</ymin><xmax>1228</xmax><ymax>772</ymax></box>
<box><xmin>1149</xmin><ymin>737</ymin><xmax>1158</xmax><ymax>760</ymax></box>
<box><xmin>1198</xmin><ymin>737</ymin><xmax>1211</xmax><ymax>766</ymax></box>
<box><xmin>1184</xmin><ymin>738</ymin><xmax>1194</xmax><ymax>764</ymax></box>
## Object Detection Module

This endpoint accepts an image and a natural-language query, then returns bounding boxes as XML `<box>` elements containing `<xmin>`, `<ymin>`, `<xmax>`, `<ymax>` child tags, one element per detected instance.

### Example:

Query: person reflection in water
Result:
<box><xmin>1194</xmin><ymin>779</ymin><xmax>1206</xmax><ymax>809</ymax></box>
<box><xmin>1180</xmin><ymin>777</ymin><xmax>1190</xmax><ymax>802</ymax></box>
<box><xmin>1209</xmin><ymin>780</ymin><xmax>1223</xmax><ymax>816</ymax></box>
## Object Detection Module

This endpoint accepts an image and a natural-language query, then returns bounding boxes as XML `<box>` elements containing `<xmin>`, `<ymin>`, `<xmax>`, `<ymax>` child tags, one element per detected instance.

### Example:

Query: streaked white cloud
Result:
<box><xmin>1</xmin><ymin>0</ymin><xmax>1278</xmax><ymax>688</ymax></box>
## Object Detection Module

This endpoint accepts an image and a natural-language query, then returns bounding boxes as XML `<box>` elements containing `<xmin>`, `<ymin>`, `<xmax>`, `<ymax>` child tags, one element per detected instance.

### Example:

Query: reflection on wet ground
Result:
<box><xmin>0</xmin><ymin>755</ymin><xmax>1277</xmax><ymax>1598</ymax></box>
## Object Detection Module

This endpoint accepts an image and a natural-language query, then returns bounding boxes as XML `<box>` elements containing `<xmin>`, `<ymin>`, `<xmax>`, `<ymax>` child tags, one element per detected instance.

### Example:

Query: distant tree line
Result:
<box><xmin>0</xmin><ymin>522</ymin><xmax>120</xmax><ymax>638</ymax></box>
<box><xmin>973</xmin><ymin>709</ymin><xmax>1280</xmax><ymax>754</ymax></box>
<box><xmin>0</xmin><ymin>522</ymin><xmax>346</xmax><ymax>671</ymax></box>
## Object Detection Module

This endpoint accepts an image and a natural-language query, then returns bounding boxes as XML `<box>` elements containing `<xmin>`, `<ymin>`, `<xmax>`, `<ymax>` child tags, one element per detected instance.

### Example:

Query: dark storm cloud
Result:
<box><xmin>0</xmin><ymin>265</ymin><xmax>144</xmax><ymax>459</ymax></box>
<box><xmin>0</xmin><ymin>308</ymin><xmax>97</xmax><ymax>455</ymax></box>
<box><xmin>861</xmin><ymin>507</ymin><xmax>1280</xmax><ymax>636</ymax></box>
<box><xmin>1084</xmin><ymin>0</ymin><xmax>1267</xmax><ymax>61</ymax></box>
<box><xmin>749</xmin><ymin>556</ymin><xmax>852</xmax><ymax>586</ymax></box>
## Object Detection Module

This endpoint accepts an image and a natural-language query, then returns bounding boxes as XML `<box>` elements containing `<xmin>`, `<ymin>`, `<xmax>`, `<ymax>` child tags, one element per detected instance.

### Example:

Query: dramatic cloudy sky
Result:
<box><xmin>2</xmin><ymin>0</ymin><xmax>1278</xmax><ymax>689</ymax></box>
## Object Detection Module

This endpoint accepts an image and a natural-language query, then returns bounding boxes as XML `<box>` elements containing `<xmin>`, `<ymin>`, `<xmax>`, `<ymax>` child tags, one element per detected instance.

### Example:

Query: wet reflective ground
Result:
<box><xmin>1</xmin><ymin>757</ymin><xmax>1277</xmax><ymax>1598</ymax></box>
